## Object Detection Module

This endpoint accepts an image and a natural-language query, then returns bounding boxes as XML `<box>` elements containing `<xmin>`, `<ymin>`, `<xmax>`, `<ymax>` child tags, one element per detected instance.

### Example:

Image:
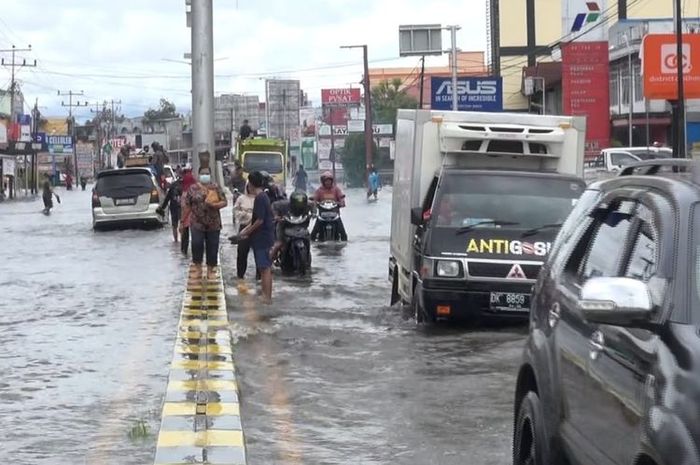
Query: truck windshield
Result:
<box><xmin>243</xmin><ymin>152</ymin><xmax>284</xmax><ymax>174</ymax></box>
<box><xmin>432</xmin><ymin>174</ymin><xmax>584</xmax><ymax>230</ymax></box>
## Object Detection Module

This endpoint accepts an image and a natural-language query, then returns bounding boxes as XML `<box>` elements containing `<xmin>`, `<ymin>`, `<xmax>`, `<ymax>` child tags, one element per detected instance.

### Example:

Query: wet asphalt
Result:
<box><xmin>1</xmin><ymin>184</ymin><xmax>526</xmax><ymax>465</ymax></box>
<box><xmin>222</xmin><ymin>187</ymin><xmax>527</xmax><ymax>465</ymax></box>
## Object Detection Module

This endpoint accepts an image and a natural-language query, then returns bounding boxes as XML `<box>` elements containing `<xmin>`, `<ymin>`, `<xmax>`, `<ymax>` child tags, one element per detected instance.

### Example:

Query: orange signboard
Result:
<box><xmin>643</xmin><ymin>34</ymin><xmax>700</xmax><ymax>100</ymax></box>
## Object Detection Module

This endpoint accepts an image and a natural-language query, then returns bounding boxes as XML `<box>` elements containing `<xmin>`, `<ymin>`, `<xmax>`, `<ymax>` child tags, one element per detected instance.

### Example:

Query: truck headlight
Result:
<box><xmin>436</xmin><ymin>260</ymin><xmax>461</xmax><ymax>278</ymax></box>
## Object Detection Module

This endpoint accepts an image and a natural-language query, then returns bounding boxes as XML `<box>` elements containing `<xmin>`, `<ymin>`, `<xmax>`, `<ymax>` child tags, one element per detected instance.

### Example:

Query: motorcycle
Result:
<box><xmin>279</xmin><ymin>211</ymin><xmax>312</xmax><ymax>275</ymax></box>
<box><xmin>314</xmin><ymin>200</ymin><xmax>343</xmax><ymax>242</ymax></box>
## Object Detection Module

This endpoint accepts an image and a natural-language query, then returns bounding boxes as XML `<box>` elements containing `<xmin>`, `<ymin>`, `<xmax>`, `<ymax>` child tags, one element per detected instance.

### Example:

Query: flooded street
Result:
<box><xmin>1</xmin><ymin>185</ymin><xmax>525</xmax><ymax>465</ymax></box>
<box><xmin>0</xmin><ymin>187</ymin><xmax>185</xmax><ymax>464</ymax></box>
<box><xmin>224</xmin><ymin>187</ymin><xmax>527</xmax><ymax>465</ymax></box>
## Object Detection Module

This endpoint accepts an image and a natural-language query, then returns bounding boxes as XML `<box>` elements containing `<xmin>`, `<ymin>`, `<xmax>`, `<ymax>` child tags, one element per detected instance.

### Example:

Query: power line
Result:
<box><xmin>58</xmin><ymin>90</ymin><xmax>88</xmax><ymax>185</ymax></box>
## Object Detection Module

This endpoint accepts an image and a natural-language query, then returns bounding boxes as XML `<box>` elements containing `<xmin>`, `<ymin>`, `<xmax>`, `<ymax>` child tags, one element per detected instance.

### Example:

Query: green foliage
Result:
<box><xmin>144</xmin><ymin>98</ymin><xmax>179</xmax><ymax>122</ymax></box>
<box><xmin>371</xmin><ymin>78</ymin><xmax>419</xmax><ymax>125</ymax></box>
<box><xmin>127</xmin><ymin>419</ymin><xmax>150</xmax><ymax>441</ymax></box>
<box><xmin>342</xmin><ymin>134</ymin><xmax>378</xmax><ymax>187</ymax></box>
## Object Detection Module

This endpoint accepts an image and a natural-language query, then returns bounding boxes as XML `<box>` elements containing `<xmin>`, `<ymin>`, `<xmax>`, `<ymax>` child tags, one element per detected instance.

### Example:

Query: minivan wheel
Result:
<box><xmin>513</xmin><ymin>392</ymin><xmax>550</xmax><ymax>465</ymax></box>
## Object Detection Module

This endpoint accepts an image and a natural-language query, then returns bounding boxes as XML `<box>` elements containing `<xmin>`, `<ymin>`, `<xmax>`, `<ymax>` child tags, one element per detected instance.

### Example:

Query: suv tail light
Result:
<box><xmin>150</xmin><ymin>189</ymin><xmax>160</xmax><ymax>204</ymax></box>
<box><xmin>92</xmin><ymin>191</ymin><xmax>101</xmax><ymax>208</ymax></box>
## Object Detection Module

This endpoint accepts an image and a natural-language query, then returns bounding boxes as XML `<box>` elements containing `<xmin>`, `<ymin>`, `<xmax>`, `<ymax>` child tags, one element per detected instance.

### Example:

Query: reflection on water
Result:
<box><xmin>0</xmin><ymin>188</ymin><xmax>186</xmax><ymax>465</ymax></box>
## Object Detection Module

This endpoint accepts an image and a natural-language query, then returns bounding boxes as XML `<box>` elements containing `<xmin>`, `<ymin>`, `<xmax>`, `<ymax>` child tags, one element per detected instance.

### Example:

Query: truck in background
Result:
<box><xmin>584</xmin><ymin>146</ymin><xmax>672</xmax><ymax>183</ymax></box>
<box><xmin>236</xmin><ymin>137</ymin><xmax>288</xmax><ymax>186</ymax></box>
<box><xmin>389</xmin><ymin>110</ymin><xmax>587</xmax><ymax>323</ymax></box>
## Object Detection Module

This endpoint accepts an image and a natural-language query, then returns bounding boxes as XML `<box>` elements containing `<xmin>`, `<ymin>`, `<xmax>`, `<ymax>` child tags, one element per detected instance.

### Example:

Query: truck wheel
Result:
<box><xmin>412</xmin><ymin>285</ymin><xmax>427</xmax><ymax>324</ymax></box>
<box><xmin>390</xmin><ymin>267</ymin><xmax>400</xmax><ymax>306</ymax></box>
<box><xmin>513</xmin><ymin>392</ymin><xmax>552</xmax><ymax>465</ymax></box>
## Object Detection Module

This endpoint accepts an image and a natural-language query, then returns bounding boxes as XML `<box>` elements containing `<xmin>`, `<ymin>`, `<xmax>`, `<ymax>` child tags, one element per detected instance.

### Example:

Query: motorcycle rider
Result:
<box><xmin>80</xmin><ymin>175</ymin><xmax>88</xmax><ymax>191</ymax></box>
<box><xmin>310</xmin><ymin>171</ymin><xmax>347</xmax><ymax>241</ymax></box>
<box><xmin>261</xmin><ymin>171</ymin><xmax>286</xmax><ymax>203</ymax></box>
<box><xmin>367</xmin><ymin>167</ymin><xmax>381</xmax><ymax>200</ymax></box>
<box><xmin>269</xmin><ymin>190</ymin><xmax>310</xmax><ymax>261</ymax></box>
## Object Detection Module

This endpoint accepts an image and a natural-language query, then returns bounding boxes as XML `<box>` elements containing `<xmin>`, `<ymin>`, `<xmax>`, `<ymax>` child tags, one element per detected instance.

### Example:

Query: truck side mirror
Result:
<box><xmin>411</xmin><ymin>207</ymin><xmax>424</xmax><ymax>226</ymax></box>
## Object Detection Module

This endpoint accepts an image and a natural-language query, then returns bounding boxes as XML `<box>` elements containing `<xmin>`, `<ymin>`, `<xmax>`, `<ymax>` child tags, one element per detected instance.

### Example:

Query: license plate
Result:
<box><xmin>115</xmin><ymin>198</ymin><xmax>136</xmax><ymax>206</ymax></box>
<box><xmin>490</xmin><ymin>292</ymin><xmax>530</xmax><ymax>312</ymax></box>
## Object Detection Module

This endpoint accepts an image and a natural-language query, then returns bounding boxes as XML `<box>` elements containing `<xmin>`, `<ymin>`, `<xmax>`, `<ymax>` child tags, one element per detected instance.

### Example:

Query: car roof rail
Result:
<box><xmin>619</xmin><ymin>159</ymin><xmax>700</xmax><ymax>179</ymax></box>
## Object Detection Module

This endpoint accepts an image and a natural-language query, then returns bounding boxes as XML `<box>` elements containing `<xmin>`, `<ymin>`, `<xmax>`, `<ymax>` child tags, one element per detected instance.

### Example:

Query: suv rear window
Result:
<box><xmin>96</xmin><ymin>171</ymin><xmax>153</xmax><ymax>197</ymax></box>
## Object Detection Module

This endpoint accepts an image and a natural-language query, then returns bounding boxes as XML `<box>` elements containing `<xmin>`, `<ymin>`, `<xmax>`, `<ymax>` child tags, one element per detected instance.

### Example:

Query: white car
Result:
<box><xmin>92</xmin><ymin>168</ymin><xmax>168</xmax><ymax>229</ymax></box>
<box><xmin>163</xmin><ymin>165</ymin><xmax>176</xmax><ymax>186</ymax></box>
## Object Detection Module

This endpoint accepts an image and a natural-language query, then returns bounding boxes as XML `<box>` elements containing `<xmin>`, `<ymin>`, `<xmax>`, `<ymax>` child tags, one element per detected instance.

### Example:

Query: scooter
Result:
<box><xmin>279</xmin><ymin>211</ymin><xmax>312</xmax><ymax>275</ymax></box>
<box><xmin>314</xmin><ymin>200</ymin><xmax>343</xmax><ymax>242</ymax></box>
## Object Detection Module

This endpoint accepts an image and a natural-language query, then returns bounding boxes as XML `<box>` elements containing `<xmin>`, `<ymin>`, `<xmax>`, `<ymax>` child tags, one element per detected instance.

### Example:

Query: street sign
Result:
<box><xmin>643</xmin><ymin>33</ymin><xmax>700</xmax><ymax>100</ymax></box>
<box><xmin>399</xmin><ymin>24</ymin><xmax>443</xmax><ymax>57</ymax></box>
<box><xmin>347</xmin><ymin>119</ymin><xmax>364</xmax><ymax>133</ymax></box>
<box><xmin>431</xmin><ymin>77</ymin><xmax>503</xmax><ymax>111</ymax></box>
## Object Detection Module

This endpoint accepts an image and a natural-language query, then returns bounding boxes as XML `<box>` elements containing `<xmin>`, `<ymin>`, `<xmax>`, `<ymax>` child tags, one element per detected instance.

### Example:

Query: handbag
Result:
<box><xmin>205</xmin><ymin>187</ymin><xmax>220</xmax><ymax>206</ymax></box>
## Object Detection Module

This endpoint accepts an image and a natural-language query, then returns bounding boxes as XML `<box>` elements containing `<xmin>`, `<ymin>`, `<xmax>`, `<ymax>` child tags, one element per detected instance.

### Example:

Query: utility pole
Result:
<box><xmin>342</xmin><ymin>44</ymin><xmax>373</xmax><ymax>187</ymax></box>
<box><xmin>0</xmin><ymin>45</ymin><xmax>36</xmax><ymax>124</ymax></box>
<box><xmin>189</xmin><ymin>0</ymin><xmax>216</xmax><ymax>181</ymax></box>
<box><xmin>674</xmin><ymin>0</ymin><xmax>686</xmax><ymax>158</ymax></box>
<box><xmin>59</xmin><ymin>90</ymin><xmax>88</xmax><ymax>187</ymax></box>
<box><xmin>91</xmin><ymin>102</ymin><xmax>106</xmax><ymax>169</ymax></box>
<box><xmin>446</xmin><ymin>25</ymin><xmax>461</xmax><ymax>112</ymax></box>
<box><xmin>102</xmin><ymin>99</ymin><xmax>122</xmax><ymax>140</ymax></box>
<box><xmin>419</xmin><ymin>56</ymin><xmax>426</xmax><ymax>109</ymax></box>
<box><xmin>623</xmin><ymin>33</ymin><xmax>633</xmax><ymax>147</ymax></box>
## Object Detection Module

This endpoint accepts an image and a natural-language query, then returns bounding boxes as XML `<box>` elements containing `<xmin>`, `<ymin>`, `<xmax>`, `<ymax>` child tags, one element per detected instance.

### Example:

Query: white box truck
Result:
<box><xmin>389</xmin><ymin>110</ymin><xmax>587</xmax><ymax>322</ymax></box>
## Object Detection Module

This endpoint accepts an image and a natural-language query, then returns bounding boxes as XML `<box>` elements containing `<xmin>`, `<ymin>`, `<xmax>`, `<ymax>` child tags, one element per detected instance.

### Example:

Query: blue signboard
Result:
<box><xmin>431</xmin><ymin>76</ymin><xmax>503</xmax><ymax>112</ymax></box>
<box><xmin>47</xmin><ymin>135</ymin><xmax>73</xmax><ymax>154</ymax></box>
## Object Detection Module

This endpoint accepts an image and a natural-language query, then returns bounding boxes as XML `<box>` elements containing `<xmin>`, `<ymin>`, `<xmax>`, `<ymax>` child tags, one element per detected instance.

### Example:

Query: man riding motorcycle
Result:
<box><xmin>310</xmin><ymin>171</ymin><xmax>347</xmax><ymax>241</ymax></box>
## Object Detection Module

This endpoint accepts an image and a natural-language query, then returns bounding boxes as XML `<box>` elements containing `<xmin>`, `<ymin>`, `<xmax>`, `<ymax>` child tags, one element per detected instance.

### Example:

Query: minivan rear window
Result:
<box><xmin>96</xmin><ymin>171</ymin><xmax>153</xmax><ymax>197</ymax></box>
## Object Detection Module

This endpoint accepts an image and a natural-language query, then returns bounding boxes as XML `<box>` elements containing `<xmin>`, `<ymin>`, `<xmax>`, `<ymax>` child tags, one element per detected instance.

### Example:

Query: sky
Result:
<box><xmin>0</xmin><ymin>0</ymin><xmax>487</xmax><ymax>121</ymax></box>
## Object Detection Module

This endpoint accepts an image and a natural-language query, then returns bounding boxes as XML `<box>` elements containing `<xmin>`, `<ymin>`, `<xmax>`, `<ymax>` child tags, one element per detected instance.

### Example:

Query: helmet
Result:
<box><xmin>260</xmin><ymin>170</ymin><xmax>272</xmax><ymax>184</ymax></box>
<box><xmin>320</xmin><ymin>171</ymin><xmax>334</xmax><ymax>183</ymax></box>
<box><xmin>289</xmin><ymin>191</ymin><xmax>308</xmax><ymax>216</ymax></box>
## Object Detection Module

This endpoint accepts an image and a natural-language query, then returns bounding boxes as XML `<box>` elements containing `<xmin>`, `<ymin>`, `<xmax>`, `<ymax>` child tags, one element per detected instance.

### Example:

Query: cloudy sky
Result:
<box><xmin>0</xmin><ymin>0</ymin><xmax>487</xmax><ymax>121</ymax></box>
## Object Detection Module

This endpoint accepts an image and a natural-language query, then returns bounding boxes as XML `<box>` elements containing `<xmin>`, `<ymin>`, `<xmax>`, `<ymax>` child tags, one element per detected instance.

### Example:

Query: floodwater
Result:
<box><xmin>0</xmin><ymin>187</ymin><xmax>185</xmax><ymax>464</ymax></box>
<box><xmin>0</xmin><ymin>184</ymin><xmax>526</xmax><ymax>465</ymax></box>
<box><xmin>223</xmin><ymin>187</ymin><xmax>527</xmax><ymax>465</ymax></box>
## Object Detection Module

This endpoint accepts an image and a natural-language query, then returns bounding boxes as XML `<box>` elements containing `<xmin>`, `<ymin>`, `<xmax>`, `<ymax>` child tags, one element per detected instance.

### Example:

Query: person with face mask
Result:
<box><xmin>182</xmin><ymin>167</ymin><xmax>228</xmax><ymax>280</ymax></box>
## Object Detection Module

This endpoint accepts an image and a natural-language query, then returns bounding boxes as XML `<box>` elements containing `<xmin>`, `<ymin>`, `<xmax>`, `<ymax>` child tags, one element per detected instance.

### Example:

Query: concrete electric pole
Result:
<box><xmin>0</xmin><ymin>45</ymin><xmax>36</xmax><ymax>123</ymax></box>
<box><xmin>189</xmin><ymin>0</ymin><xmax>217</xmax><ymax>182</ymax></box>
<box><xmin>341</xmin><ymin>44</ymin><xmax>374</xmax><ymax>188</ymax></box>
<box><xmin>59</xmin><ymin>90</ymin><xmax>88</xmax><ymax>187</ymax></box>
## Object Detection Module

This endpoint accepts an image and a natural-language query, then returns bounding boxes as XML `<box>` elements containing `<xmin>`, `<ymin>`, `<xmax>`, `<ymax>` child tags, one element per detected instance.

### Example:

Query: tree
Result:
<box><xmin>371</xmin><ymin>78</ymin><xmax>419</xmax><ymax>125</ymax></box>
<box><xmin>342</xmin><ymin>133</ymin><xmax>378</xmax><ymax>187</ymax></box>
<box><xmin>144</xmin><ymin>98</ymin><xmax>179</xmax><ymax>122</ymax></box>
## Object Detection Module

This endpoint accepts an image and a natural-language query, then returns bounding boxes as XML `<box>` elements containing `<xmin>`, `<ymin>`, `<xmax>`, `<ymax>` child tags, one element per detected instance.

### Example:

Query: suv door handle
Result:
<box><xmin>589</xmin><ymin>330</ymin><xmax>605</xmax><ymax>360</ymax></box>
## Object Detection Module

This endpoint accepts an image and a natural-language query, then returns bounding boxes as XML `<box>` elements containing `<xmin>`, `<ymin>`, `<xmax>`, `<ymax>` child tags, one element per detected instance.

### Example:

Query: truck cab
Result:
<box><xmin>236</xmin><ymin>138</ymin><xmax>287</xmax><ymax>186</ymax></box>
<box><xmin>389</xmin><ymin>110</ymin><xmax>586</xmax><ymax>322</ymax></box>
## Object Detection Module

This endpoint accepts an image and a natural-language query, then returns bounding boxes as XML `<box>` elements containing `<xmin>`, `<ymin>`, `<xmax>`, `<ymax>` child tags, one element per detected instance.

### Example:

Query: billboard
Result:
<box><xmin>76</xmin><ymin>142</ymin><xmax>94</xmax><ymax>177</ymax></box>
<box><xmin>321</xmin><ymin>88</ymin><xmax>362</xmax><ymax>105</ymax></box>
<box><xmin>643</xmin><ymin>34</ymin><xmax>700</xmax><ymax>100</ymax></box>
<box><xmin>300</xmin><ymin>107</ymin><xmax>317</xmax><ymax>136</ymax></box>
<box><xmin>47</xmin><ymin>135</ymin><xmax>73</xmax><ymax>154</ymax></box>
<box><xmin>431</xmin><ymin>77</ymin><xmax>503</xmax><ymax>112</ymax></box>
<box><xmin>562</xmin><ymin>41</ymin><xmax>610</xmax><ymax>157</ymax></box>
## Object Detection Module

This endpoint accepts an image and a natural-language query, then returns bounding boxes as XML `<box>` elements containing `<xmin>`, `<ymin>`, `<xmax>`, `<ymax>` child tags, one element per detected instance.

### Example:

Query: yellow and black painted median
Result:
<box><xmin>154</xmin><ymin>265</ymin><xmax>247</xmax><ymax>465</ymax></box>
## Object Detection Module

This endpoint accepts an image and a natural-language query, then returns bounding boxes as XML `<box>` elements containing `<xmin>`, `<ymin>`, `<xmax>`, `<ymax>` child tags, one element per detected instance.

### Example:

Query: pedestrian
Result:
<box><xmin>367</xmin><ymin>167</ymin><xmax>381</xmax><ymax>200</ymax></box>
<box><xmin>229</xmin><ymin>164</ymin><xmax>247</xmax><ymax>195</ymax></box>
<box><xmin>239</xmin><ymin>120</ymin><xmax>253</xmax><ymax>140</ymax></box>
<box><xmin>239</xmin><ymin>171</ymin><xmax>275</xmax><ymax>304</ymax></box>
<box><xmin>293</xmin><ymin>164</ymin><xmax>308</xmax><ymax>193</ymax></box>
<box><xmin>158</xmin><ymin>166</ymin><xmax>184</xmax><ymax>243</ymax></box>
<box><xmin>232</xmin><ymin>181</ymin><xmax>256</xmax><ymax>280</ymax></box>
<box><xmin>41</xmin><ymin>173</ymin><xmax>61</xmax><ymax>214</ymax></box>
<box><xmin>179</xmin><ymin>168</ymin><xmax>196</xmax><ymax>255</ymax></box>
<box><xmin>181</xmin><ymin>166</ymin><xmax>227</xmax><ymax>280</ymax></box>
<box><xmin>117</xmin><ymin>145</ymin><xmax>128</xmax><ymax>169</ymax></box>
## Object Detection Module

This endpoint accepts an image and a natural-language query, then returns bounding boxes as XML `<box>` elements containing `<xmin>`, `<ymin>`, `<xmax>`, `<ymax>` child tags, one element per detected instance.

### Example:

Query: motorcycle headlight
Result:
<box><xmin>436</xmin><ymin>260</ymin><xmax>461</xmax><ymax>278</ymax></box>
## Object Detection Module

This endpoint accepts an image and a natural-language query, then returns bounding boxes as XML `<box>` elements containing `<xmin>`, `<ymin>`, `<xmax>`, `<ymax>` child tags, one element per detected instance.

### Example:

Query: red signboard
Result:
<box><xmin>321</xmin><ymin>88</ymin><xmax>362</xmax><ymax>105</ymax></box>
<box><xmin>562</xmin><ymin>41</ymin><xmax>610</xmax><ymax>158</ymax></box>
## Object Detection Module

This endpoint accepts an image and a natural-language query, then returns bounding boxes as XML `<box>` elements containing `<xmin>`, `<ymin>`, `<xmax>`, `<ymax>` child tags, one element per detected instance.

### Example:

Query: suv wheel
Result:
<box><xmin>513</xmin><ymin>392</ymin><xmax>550</xmax><ymax>465</ymax></box>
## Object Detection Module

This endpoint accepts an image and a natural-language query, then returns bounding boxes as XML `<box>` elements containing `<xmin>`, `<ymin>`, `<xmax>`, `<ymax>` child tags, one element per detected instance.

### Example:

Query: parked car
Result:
<box><xmin>92</xmin><ymin>167</ymin><xmax>168</xmax><ymax>229</ymax></box>
<box><xmin>513</xmin><ymin>158</ymin><xmax>700</xmax><ymax>465</ymax></box>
